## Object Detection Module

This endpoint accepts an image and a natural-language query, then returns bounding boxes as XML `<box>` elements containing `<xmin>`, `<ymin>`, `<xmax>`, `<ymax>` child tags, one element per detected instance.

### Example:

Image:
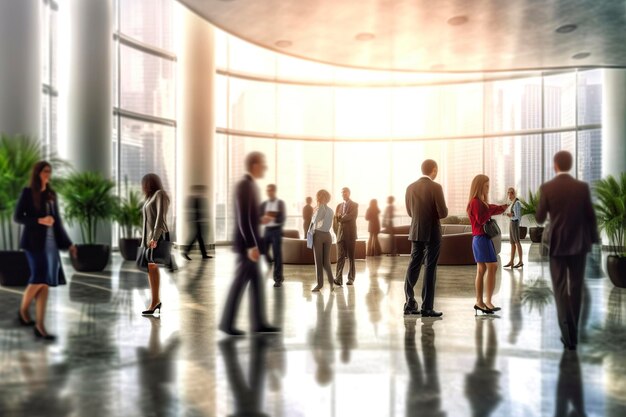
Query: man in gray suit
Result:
<box><xmin>404</xmin><ymin>160</ymin><xmax>448</xmax><ymax>317</ymax></box>
<box><xmin>333</xmin><ymin>187</ymin><xmax>358</xmax><ymax>286</ymax></box>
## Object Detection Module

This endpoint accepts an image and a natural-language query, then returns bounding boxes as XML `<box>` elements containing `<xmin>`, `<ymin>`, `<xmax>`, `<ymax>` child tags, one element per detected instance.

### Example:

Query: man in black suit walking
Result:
<box><xmin>536</xmin><ymin>151</ymin><xmax>598</xmax><ymax>350</ymax></box>
<box><xmin>404</xmin><ymin>159</ymin><xmax>448</xmax><ymax>317</ymax></box>
<box><xmin>219</xmin><ymin>152</ymin><xmax>280</xmax><ymax>336</ymax></box>
<box><xmin>333</xmin><ymin>187</ymin><xmax>359</xmax><ymax>286</ymax></box>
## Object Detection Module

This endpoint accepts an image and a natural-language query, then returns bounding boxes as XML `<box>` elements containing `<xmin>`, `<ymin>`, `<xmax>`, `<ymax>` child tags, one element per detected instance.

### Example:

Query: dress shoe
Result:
<box><xmin>513</xmin><ymin>263</ymin><xmax>524</xmax><ymax>269</ymax></box>
<box><xmin>347</xmin><ymin>280</ymin><xmax>354</xmax><ymax>286</ymax></box>
<box><xmin>560</xmin><ymin>337</ymin><xmax>577</xmax><ymax>351</ymax></box>
<box><xmin>219</xmin><ymin>326</ymin><xmax>246</xmax><ymax>336</ymax></box>
<box><xmin>474</xmin><ymin>305</ymin><xmax>494</xmax><ymax>315</ymax></box>
<box><xmin>421</xmin><ymin>309</ymin><xmax>443</xmax><ymax>318</ymax></box>
<box><xmin>333</xmin><ymin>279</ymin><xmax>343</xmax><ymax>286</ymax></box>
<box><xmin>142</xmin><ymin>302</ymin><xmax>162</xmax><ymax>316</ymax></box>
<box><xmin>273</xmin><ymin>281</ymin><xmax>282</xmax><ymax>288</ymax></box>
<box><xmin>34</xmin><ymin>327</ymin><xmax>56</xmax><ymax>341</ymax></box>
<box><xmin>312</xmin><ymin>286</ymin><xmax>322</xmax><ymax>292</ymax></box>
<box><xmin>18</xmin><ymin>311</ymin><xmax>35</xmax><ymax>326</ymax></box>
<box><xmin>485</xmin><ymin>305</ymin><xmax>501</xmax><ymax>312</ymax></box>
<box><xmin>182</xmin><ymin>253</ymin><xmax>192</xmax><ymax>261</ymax></box>
<box><xmin>404</xmin><ymin>308</ymin><xmax>420</xmax><ymax>316</ymax></box>
<box><xmin>254</xmin><ymin>325</ymin><xmax>281</xmax><ymax>333</ymax></box>
<box><xmin>202</xmin><ymin>255</ymin><xmax>213</xmax><ymax>259</ymax></box>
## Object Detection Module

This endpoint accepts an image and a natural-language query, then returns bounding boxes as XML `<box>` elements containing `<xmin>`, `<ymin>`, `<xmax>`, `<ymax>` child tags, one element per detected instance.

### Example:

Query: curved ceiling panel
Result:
<box><xmin>179</xmin><ymin>0</ymin><xmax>626</xmax><ymax>72</ymax></box>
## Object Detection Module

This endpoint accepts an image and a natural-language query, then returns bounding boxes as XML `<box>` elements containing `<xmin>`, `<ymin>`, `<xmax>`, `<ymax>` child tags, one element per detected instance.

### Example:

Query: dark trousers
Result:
<box><xmin>220</xmin><ymin>253</ymin><xmax>268</xmax><ymax>331</ymax></box>
<box><xmin>549</xmin><ymin>255</ymin><xmax>586</xmax><ymax>347</ymax></box>
<box><xmin>335</xmin><ymin>238</ymin><xmax>356</xmax><ymax>283</ymax></box>
<box><xmin>263</xmin><ymin>227</ymin><xmax>283</xmax><ymax>282</ymax></box>
<box><xmin>404</xmin><ymin>238</ymin><xmax>441</xmax><ymax>310</ymax></box>
<box><xmin>185</xmin><ymin>223</ymin><xmax>207</xmax><ymax>256</ymax></box>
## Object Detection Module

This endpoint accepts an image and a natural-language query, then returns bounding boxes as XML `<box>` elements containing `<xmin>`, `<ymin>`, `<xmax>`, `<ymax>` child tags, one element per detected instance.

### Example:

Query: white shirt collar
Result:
<box><xmin>556</xmin><ymin>171</ymin><xmax>571</xmax><ymax>177</ymax></box>
<box><xmin>421</xmin><ymin>175</ymin><xmax>433</xmax><ymax>181</ymax></box>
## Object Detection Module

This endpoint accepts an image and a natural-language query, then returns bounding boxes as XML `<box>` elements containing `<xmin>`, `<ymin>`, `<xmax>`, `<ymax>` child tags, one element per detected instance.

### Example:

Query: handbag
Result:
<box><xmin>483</xmin><ymin>218</ymin><xmax>501</xmax><ymax>239</ymax></box>
<box><xmin>136</xmin><ymin>232</ymin><xmax>172</xmax><ymax>271</ymax></box>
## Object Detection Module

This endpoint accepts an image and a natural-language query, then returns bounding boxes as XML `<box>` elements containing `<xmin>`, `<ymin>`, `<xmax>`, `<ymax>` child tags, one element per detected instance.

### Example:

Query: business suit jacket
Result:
<box><xmin>141</xmin><ymin>190</ymin><xmax>170</xmax><ymax>248</ymax></box>
<box><xmin>14</xmin><ymin>187</ymin><xmax>73</xmax><ymax>251</ymax></box>
<box><xmin>405</xmin><ymin>177</ymin><xmax>448</xmax><ymax>242</ymax></box>
<box><xmin>260</xmin><ymin>199</ymin><xmax>286</xmax><ymax>227</ymax></box>
<box><xmin>333</xmin><ymin>200</ymin><xmax>358</xmax><ymax>242</ymax></box>
<box><xmin>233</xmin><ymin>174</ymin><xmax>263</xmax><ymax>254</ymax></box>
<box><xmin>536</xmin><ymin>174</ymin><xmax>599</xmax><ymax>256</ymax></box>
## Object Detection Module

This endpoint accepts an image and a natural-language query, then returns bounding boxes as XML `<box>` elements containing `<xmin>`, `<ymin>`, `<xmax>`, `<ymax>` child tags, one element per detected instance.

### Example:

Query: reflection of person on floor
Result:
<box><xmin>137</xmin><ymin>317</ymin><xmax>180</xmax><ymax>417</ymax></box>
<box><xmin>336</xmin><ymin>288</ymin><xmax>357</xmax><ymax>363</ymax></box>
<box><xmin>310</xmin><ymin>292</ymin><xmax>335</xmax><ymax>386</ymax></box>
<box><xmin>219</xmin><ymin>336</ymin><xmax>273</xmax><ymax>417</ymax></box>
<box><xmin>366</xmin><ymin>257</ymin><xmax>383</xmax><ymax>333</ymax></box>
<box><xmin>465</xmin><ymin>318</ymin><xmax>501</xmax><ymax>417</ymax></box>
<box><xmin>404</xmin><ymin>319</ymin><xmax>445</xmax><ymax>417</ymax></box>
<box><xmin>268</xmin><ymin>285</ymin><xmax>286</xmax><ymax>392</ymax></box>
<box><xmin>508</xmin><ymin>270</ymin><xmax>523</xmax><ymax>345</ymax></box>
<box><xmin>555</xmin><ymin>351</ymin><xmax>586</xmax><ymax>417</ymax></box>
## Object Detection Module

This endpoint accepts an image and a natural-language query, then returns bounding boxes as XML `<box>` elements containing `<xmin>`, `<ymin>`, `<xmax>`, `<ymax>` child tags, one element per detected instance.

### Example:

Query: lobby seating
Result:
<box><xmin>280</xmin><ymin>229</ymin><xmax>365</xmax><ymax>264</ymax></box>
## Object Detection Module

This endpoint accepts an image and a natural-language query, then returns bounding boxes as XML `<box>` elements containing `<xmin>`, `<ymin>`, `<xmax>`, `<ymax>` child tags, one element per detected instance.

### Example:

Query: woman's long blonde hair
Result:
<box><xmin>316</xmin><ymin>189</ymin><xmax>331</xmax><ymax>206</ymax></box>
<box><xmin>466</xmin><ymin>174</ymin><xmax>490</xmax><ymax>214</ymax></box>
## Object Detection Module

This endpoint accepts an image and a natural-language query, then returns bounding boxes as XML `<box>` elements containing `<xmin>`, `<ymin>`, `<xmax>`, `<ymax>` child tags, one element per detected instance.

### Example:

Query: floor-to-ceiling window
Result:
<box><xmin>41</xmin><ymin>0</ymin><xmax>59</xmax><ymax>157</ymax></box>
<box><xmin>112</xmin><ymin>0</ymin><xmax>177</xmax><ymax>238</ymax></box>
<box><xmin>214</xmin><ymin>30</ymin><xmax>603</xmax><ymax>241</ymax></box>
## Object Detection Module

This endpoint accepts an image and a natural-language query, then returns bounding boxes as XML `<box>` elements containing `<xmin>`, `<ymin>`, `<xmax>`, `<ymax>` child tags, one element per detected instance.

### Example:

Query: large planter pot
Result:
<box><xmin>529</xmin><ymin>227</ymin><xmax>544</xmax><ymax>243</ymax></box>
<box><xmin>607</xmin><ymin>255</ymin><xmax>626</xmax><ymax>288</ymax></box>
<box><xmin>71</xmin><ymin>244</ymin><xmax>111</xmax><ymax>272</ymax></box>
<box><xmin>0</xmin><ymin>251</ymin><xmax>31</xmax><ymax>286</ymax></box>
<box><xmin>519</xmin><ymin>226</ymin><xmax>528</xmax><ymax>240</ymax></box>
<box><xmin>119</xmin><ymin>238</ymin><xmax>141</xmax><ymax>261</ymax></box>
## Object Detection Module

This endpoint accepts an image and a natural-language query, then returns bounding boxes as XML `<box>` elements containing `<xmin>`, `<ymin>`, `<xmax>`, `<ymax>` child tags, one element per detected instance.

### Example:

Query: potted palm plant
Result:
<box><xmin>594</xmin><ymin>173</ymin><xmax>626</xmax><ymax>287</ymax></box>
<box><xmin>520</xmin><ymin>189</ymin><xmax>544</xmax><ymax>243</ymax></box>
<box><xmin>0</xmin><ymin>134</ymin><xmax>64</xmax><ymax>286</ymax></box>
<box><xmin>114</xmin><ymin>177</ymin><xmax>143</xmax><ymax>261</ymax></box>
<box><xmin>57</xmin><ymin>171</ymin><xmax>117</xmax><ymax>272</ymax></box>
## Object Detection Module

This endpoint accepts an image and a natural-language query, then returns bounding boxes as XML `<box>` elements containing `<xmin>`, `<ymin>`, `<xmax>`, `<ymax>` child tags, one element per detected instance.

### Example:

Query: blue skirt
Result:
<box><xmin>472</xmin><ymin>235</ymin><xmax>498</xmax><ymax>263</ymax></box>
<box><xmin>25</xmin><ymin>228</ymin><xmax>63</xmax><ymax>286</ymax></box>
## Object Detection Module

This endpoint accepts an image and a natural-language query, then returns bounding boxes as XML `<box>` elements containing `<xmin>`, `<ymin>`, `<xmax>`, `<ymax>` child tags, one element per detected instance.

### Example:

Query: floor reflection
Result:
<box><xmin>555</xmin><ymin>351</ymin><xmax>586</xmax><ymax>417</ymax></box>
<box><xmin>310</xmin><ymin>292</ymin><xmax>334</xmax><ymax>386</ymax></box>
<box><xmin>465</xmin><ymin>317</ymin><xmax>501</xmax><ymax>417</ymax></box>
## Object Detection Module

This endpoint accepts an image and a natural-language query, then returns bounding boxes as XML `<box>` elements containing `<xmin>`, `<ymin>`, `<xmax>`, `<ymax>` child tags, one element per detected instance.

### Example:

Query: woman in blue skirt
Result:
<box><xmin>15</xmin><ymin>161</ymin><xmax>76</xmax><ymax>341</ymax></box>
<box><xmin>467</xmin><ymin>175</ymin><xmax>508</xmax><ymax>315</ymax></box>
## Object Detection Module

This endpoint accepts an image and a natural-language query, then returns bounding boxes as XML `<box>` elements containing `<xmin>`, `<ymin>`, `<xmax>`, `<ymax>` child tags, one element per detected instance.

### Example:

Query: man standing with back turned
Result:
<box><xmin>404</xmin><ymin>159</ymin><xmax>448</xmax><ymax>317</ymax></box>
<box><xmin>334</xmin><ymin>187</ymin><xmax>358</xmax><ymax>286</ymax></box>
<box><xmin>536</xmin><ymin>151</ymin><xmax>598</xmax><ymax>351</ymax></box>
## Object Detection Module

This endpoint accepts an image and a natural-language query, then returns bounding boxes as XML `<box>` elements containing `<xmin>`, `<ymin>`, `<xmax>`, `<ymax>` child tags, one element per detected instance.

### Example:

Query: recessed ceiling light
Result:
<box><xmin>447</xmin><ymin>16</ymin><xmax>469</xmax><ymax>26</ymax></box>
<box><xmin>355</xmin><ymin>32</ymin><xmax>375</xmax><ymax>41</ymax></box>
<box><xmin>275</xmin><ymin>40</ymin><xmax>292</xmax><ymax>48</ymax></box>
<box><xmin>572</xmin><ymin>52</ymin><xmax>591</xmax><ymax>60</ymax></box>
<box><xmin>556</xmin><ymin>24</ymin><xmax>577</xmax><ymax>34</ymax></box>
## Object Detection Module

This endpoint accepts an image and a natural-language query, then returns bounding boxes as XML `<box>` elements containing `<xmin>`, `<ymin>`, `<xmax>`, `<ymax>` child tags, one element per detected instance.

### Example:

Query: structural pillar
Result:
<box><xmin>175</xmin><ymin>6</ymin><xmax>215</xmax><ymax>249</ymax></box>
<box><xmin>65</xmin><ymin>0</ymin><xmax>113</xmax><ymax>244</ymax></box>
<box><xmin>0</xmin><ymin>0</ymin><xmax>40</xmax><ymax>138</ymax></box>
<box><xmin>602</xmin><ymin>69</ymin><xmax>626</xmax><ymax>178</ymax></box>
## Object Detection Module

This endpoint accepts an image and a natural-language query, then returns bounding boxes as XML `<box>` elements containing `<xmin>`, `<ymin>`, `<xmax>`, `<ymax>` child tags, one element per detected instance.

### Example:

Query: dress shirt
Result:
<box><xmin>510</xmin><ymin>199</ymin><xmax>522</xmax><ymax>222</ymax></box>
<box><xmin>264</xmin><ymin>199</ymin><xmax>280</xmax><ymax>227</ymax></box>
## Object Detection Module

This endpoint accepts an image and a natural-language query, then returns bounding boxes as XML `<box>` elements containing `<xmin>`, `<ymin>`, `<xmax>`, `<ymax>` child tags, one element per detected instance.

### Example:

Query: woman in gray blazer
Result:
<box><xmin>140</xmin><ymin>173</ymin><xmax>170</xmax><ymax>315</ymax></box>
<box><xmin>310</xmin><ymin>189</ymin><xmax>335</xmax><ymax>292</ymax></box>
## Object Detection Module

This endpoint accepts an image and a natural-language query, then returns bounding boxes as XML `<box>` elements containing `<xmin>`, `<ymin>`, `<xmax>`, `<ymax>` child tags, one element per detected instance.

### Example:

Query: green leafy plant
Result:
<box><xmin>520</xmin><ymin>189</ymin><xmax>541</xmax><ymax>226</ymax></box>
<box><xmin>594</xmin><ymin>173</ymin><xmax>626</xmax><ymax>257</ymax></box>
<box><xmin>114</xmin><ymin>177</ymin><xmax>143</xmax><ymax>239</ymax></box>
<box><xmin>57</xmin><ymin>172</ymin><xmax>116</xmax><ymax>244</ymax></box>
<box><xmin>0</xmin><ymin>134</ymin><xmax>65</xmax><ymax>250</ymax></box>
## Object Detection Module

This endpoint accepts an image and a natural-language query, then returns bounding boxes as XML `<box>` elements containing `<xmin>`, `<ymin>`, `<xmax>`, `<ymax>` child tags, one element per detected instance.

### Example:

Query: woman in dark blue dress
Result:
<box><xmin>14</xmin><ymin>161</ymin><xmax>76</xmax><ymax>341</ymax></box>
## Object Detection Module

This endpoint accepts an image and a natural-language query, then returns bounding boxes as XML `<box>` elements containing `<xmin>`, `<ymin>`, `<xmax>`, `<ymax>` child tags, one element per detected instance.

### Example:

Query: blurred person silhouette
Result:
<box><xmin>536</xmin><ymin>151</ymin><xmax>599</xmax><ymax>351</ymax></box>
<box><xmin>366</xmin><ymin>256</ymin><xmax>383</xmax><ymax>334</ymax></box>
<box><xmin>464</xmin><ymin>317</ymin><xmax>501</xmax><ymax>417</ymax></box>
<box><xmin>15</xmin><ymin>161</ymin><xmax>77</xmax><ymax>340</ymax></box>
<box><xmin>365</xmin><ymin>199</ymin><xmax>382</xmax><ymax>256</ymax></box>
<box><xmin>261</xmin><ymin>184</ymin><xmax>287</xmax><ymax>287</ymax></box>
<box><xmin>182</xmin><ymin>184</ymin><xmax>211</xmax><ymax>261</ymax></box>
<box><xmin>507</xmin><ymin>269</ymin><xmax>523</xmax><ymax>345</ymax></box>
<box><xmin>504</xmin><ymin>187</ymin><xmax>523</xmax><ymax>269</ymax></box>
<box><xmin>310</xmin><ymin>189</ymin><xmax>335</xmax><ymax>292</ymax></box>
<box><xmin>404</xmin><ymin>318</ymin><xmax>445</xmax><ymax>417</ymax></box>
<box><xmin>404</xmin><ymin>159</ymin><xmax>448</xmax><ymax>317</ymax></box>
<box><xmin>302</xmin><ymin>196</ymin><xmax>314</xmax><ymax>238</ymax></box>
<box><xmin>554</xmin><ymin>351</ymin><xmax>586</xmax><ymax>417</ymax></box>
<box><xmin>267</xmin><ymin>282</ymin><xmax>286</xmax><ymax>392</ymax></box>
<box><xmin>383</xmin><ymin>195</ymin><xmax>398</xmax><ymax>256</ymax></box>
<box><xmin>219</xmin><ymin>152</ymin><xmax>280</xmax><ymax>336</ymax></box>
<box><xmin>336</xmin><ymin>287</ymin><xmax>357</xmax><ymax>363</ymax></box>
<box><xmin>333</xmin><ymin>187</ymin><xmax>358</xmax><ymax>286</ymax></box>
<box><xmin>310</xmin><ymin>292</ymin><xmax>335</xmax><ymax>386</ymax></box>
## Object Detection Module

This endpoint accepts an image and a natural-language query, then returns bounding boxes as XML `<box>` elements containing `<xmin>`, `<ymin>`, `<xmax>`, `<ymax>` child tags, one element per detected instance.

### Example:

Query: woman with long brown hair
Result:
<box><xmin>139</xmin><ymin>173</ymin><xmax>171</xmax><ymax>315</ymax></box>
<box><xmin>365</xmin><ymin>199</ymin><xmax>382</xmax><ymax>256</ymax></box>
<box><xmin>467</xmin><ymin>175</ymin><xmax>508</xmax><ymax>315</ymax></box>
<box><xmin>15</xmin><ymin>161</ymin><xmax>76</xmax><ymax>340</ymax></box>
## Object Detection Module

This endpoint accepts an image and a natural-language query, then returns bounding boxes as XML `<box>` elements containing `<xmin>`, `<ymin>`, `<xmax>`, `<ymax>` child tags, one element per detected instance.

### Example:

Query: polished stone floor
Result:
<box><xmin>1</xmin><ymin>243</ymin><xmax>625</xmax><ymax>417</ymax></box>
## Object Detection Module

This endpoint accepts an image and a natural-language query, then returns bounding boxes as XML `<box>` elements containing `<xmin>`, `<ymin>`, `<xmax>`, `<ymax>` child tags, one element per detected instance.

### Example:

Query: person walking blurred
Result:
<box><xmin>182</xmin><ymin>184</ymin><xmax>212</xmax><ymax>261</ymax></box>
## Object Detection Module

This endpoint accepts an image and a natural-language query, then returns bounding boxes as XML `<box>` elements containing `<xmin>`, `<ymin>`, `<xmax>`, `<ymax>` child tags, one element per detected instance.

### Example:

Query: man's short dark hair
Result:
<box><xmin>306</xmin><ymin>196</ymin><xmax>312</xmax><ymax>203</ymax></box>
<box><xmin>421</xmin><ymin>159</ymin><xmax>438</xmax><ymax>175</ymax></box>
<box><xmin>342</xmin><ymin>187</ymin><xmax>351</xmax><ymax>194</ymax></box>
<box><xmin>245</xmin><ymin>151</ymin><xmax>265</xmax><ymax>172</ymax></box>
<box><xmin>554</xmin><ymin>151</ymin><xmax>573</xmax><ymax>172</ymax></box>
<box><xmin>267</xmin><ymin>184</ymin><xmax>276</xmax><ymax>191</ymax></box>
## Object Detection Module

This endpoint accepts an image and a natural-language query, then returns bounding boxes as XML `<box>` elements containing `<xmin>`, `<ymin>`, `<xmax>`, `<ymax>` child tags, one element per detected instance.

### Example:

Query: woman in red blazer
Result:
<box><xmin>467</xmin><ymin>175</ymin><xmax>508</xmax><ymax>315</ymax></box>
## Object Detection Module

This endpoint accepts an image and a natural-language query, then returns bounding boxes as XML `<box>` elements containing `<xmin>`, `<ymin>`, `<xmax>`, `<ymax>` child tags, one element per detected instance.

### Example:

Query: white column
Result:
<box><xmin>602</xmin><ymin>69</ymin><xmax>626</xmax><ymax>178</ymax></box>
<box><xmin>175</xmin><ymin>5</ymin><xmax>215</xmax><ymax>248</ymax></box>
<box><xmin>64</xmin><ymin>0</ymin><xmax>113</xmax><ymax>244</ymax></box>
<box><xmin>0</xmin><ymin>0</ymin><xmax>40</xmax><ymax>138</ymax></box>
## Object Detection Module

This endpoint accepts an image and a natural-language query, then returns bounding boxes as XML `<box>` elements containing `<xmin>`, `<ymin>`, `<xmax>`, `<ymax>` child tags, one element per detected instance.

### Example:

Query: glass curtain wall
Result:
<box><xmin>214</xmin><ymin>30</ymin><xmax>603</xmax><ymax>241</ymax></box>
<box><xmin>41</xmin><ymin>0</ymin><xmax>59</xmax><ymax>156</ymax></box>
<box><xmin>113</xmin><ymin>0</ymin><xmax>177</xmax><ymax>240</ymax></box>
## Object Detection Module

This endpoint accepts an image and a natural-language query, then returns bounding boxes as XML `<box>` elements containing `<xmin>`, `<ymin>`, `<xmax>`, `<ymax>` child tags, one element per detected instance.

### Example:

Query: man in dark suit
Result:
<box><xmin>333</xmin><ymin>187</ymin><xmax>358</xmax><ymax>286</ymax></box>
<box><xmin>219</xmin><ymin>152</ymin><xmax>280</xmax><ymax>336</ymax></box>
<box><xmin>302</xmin><ymin>197</ymin><xmax>313</xmax><ymax>238</ymax></box>
<box><xmin>182</xmin><ymin>185</ymin><xmax>212</xmax><ymax>261</ymax></box>
<box><xmin>536</xmin><ymin>150</ymin><xmax>598</xmax><ymax>351</ymax></box>
<box><xmin>404</xmin><ymin>159</ymin><xmax>448</xmax><ymax>317</ymax></box>
<box><xmin>260</xmin><ymin>184</ymin><xmax>287</xmax><ymax>287</ymax></box>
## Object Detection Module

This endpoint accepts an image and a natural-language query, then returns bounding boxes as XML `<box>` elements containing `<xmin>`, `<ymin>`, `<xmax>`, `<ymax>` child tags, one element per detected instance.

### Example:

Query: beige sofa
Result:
<box><xmin>280</xmin><ymin>229</ymin><xmax>365</xmax><ymax>265</ymax></box>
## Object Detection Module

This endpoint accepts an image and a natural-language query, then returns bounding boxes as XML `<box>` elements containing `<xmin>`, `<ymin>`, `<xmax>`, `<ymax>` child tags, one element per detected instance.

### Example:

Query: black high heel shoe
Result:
<box><xmin>474</xmin><ymin>305</ymin><xmax>494</xmax><ymax>315</ymax></box>
<box><xmin>34</xmin><ymin>327</ymin><xmax>56</xmax><ymax>341</ymax></box>
<box><xmin>18</xmin><ymin>311</ymin><xmax>35</xmax><ymax>326</ymax></box>
<box><xmin>311</xmin><ymin>286</ymin><xmax>322</xmax><ymax>292</ymax></box>
<box><xmin>142</xmin><ymin>302</ymin><xmax>162</xmax><ymax>316</ymax></box>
